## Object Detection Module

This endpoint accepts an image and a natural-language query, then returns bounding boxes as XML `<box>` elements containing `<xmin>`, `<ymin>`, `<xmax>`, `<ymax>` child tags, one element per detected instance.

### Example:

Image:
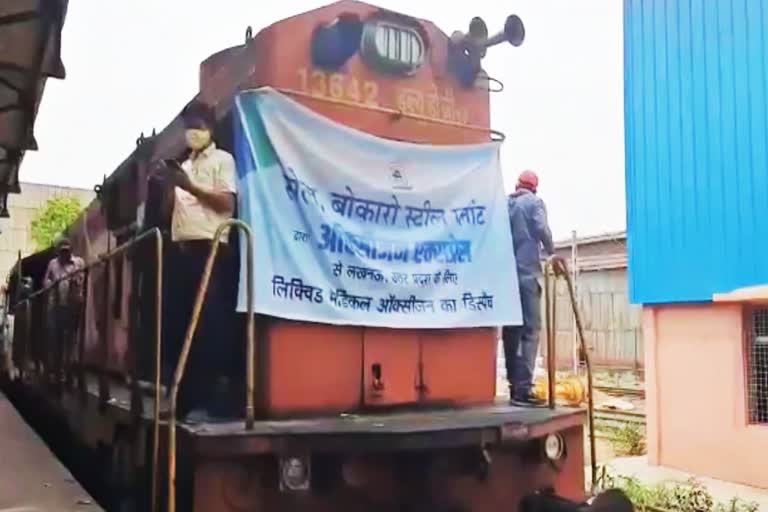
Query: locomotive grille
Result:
<box><xmin>373</xmin><ymin>23</ymin><xmax>423</xmax><ymax>67</ymax></box>
<box><xmin>361</xmin><ymin>19</ymin><xmax>425</xmax><ymax>75</ymax></box>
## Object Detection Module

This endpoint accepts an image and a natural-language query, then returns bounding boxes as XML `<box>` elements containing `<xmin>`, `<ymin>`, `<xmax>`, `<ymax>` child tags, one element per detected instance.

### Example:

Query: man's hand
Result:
<box><xmin>148</xmin><ymin>161</ymin><xmax>191</xmax><ymax>190</ymax></box>
<box><xmin>548</xmin><ymin>254</ymin><xmax>568</xmax><ymax>276</ymax></box>
<box><xmin>150</xmin><ymin>160</ymin><xmax>233</xmax><ymax>214</ymax></box>
<box><xmin>148</xmin><ymin>161</ymin><xmax>169</xmax><ymax>182</ymax></box>
<box><xmin>168</xmin><ymin>167</ymin><xmax>193</xmax><ymax>192</ymax></box>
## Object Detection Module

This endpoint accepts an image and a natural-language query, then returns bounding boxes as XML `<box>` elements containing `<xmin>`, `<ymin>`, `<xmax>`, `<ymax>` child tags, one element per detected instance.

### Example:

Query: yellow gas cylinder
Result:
<box><xmin>532</xmin><ymin>374</ymin><xmax>585</xmax><ymax>406</ymax></box>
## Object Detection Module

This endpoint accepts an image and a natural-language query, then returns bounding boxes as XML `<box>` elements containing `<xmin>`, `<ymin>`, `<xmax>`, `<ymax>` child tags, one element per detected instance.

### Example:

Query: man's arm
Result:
<box><xmin>531</xmin><ymin>199</ymin><xmax>568</xmax><ymax>275</ymax></box>
<box><xmin>531</xmin><ymin>198</ymin><xmax>555</xmax><ymax>256</ymax></box>
<box><xmin>43</xmin><ymin>261</ymin><xmax>55</xmax><ymax>288</ymax></box>
<box><xmin>147</xmin><ymin>162</ymin><xmax>177</xmax><ymax>227</ymax></box>
<box><xmin>72</xmin><ymin>257</ymin><xmax>86</xmax><ymax>302</ymax></box>
<box><xmin>171</xmin><ymin>154</ymin><xmax>236</xmax><ymax>215</ymax></box>
<box><xmin>183</xmin><ymin>184</ymin><xmax>234</xmax><ymax>214</ymax></box>
<box><xmin>158</xmin><ymin>181</ymin><xmax>176</xmax><ymax>221</ymax></box>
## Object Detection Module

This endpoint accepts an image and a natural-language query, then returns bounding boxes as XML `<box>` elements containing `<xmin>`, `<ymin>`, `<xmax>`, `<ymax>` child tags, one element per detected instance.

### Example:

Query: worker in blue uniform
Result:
<box><xmin>503</xmin><ymin>170</ymin><xmax>565</xmax><ymax>407</ymax></box>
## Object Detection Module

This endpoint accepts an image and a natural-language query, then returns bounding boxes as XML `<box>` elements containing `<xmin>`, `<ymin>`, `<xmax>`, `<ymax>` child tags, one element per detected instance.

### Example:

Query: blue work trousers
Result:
<box><xmin>502</xmin><ymin>277</ymin><xmax>542</xmax><ymax>399</ymax></box>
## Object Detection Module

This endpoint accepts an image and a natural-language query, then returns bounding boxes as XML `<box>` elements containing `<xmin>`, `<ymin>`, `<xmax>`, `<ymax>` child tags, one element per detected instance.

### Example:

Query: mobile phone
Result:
<box><xmin>162</xmin><ymin>159</ymin><xmax>181</xmax><ymax>169</ymax></box>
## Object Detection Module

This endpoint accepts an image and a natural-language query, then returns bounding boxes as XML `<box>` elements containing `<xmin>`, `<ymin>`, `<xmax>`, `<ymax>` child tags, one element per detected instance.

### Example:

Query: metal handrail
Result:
<box><xmin>10</xmin><ymin>228</ymin><xmax>164</xmax><ymax>512</ymax></box>
<box><xmin>274</xmin><ymin>86</ymin><xmax>507</xmax><ymax>141</ymax></box>
<box><xmin>544</xmin><ymin>268</ymin><xmax>556</xmax><ymax>410</ymax></box>
<box><xmin>543</xmin><ymin>262</ymin><xmax>597</xmax><ymax>491</ymax></box>
<box><xmin>562</xmin><ymin>268</ymin><xmax>597</xmax><ymax>492</ymax></box>
<box><xmin>167</xmin><ymin>219</ymin><xmax>255</xmax><ymax>512</ymax></box>
<box><xmin>14</xmin><ymin>228</ymin><xmax>162</xmax><ymax>305</ymax></box>
<box><xmin>148</xmin><ymin>231</ymin><xmax>164</xmax><ymax>512</ymax></box>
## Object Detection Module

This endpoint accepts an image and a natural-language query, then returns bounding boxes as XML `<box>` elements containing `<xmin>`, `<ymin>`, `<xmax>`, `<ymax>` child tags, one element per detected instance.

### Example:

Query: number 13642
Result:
<box><xmin>297</xmin><ymin>68</ymin><xmax>379</xmax><ymax>106</ymax></box>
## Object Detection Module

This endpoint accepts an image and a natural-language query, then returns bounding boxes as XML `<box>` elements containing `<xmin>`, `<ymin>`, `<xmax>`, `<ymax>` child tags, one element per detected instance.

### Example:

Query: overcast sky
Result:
<box><xmin>21</xmin><ymin>0</ymin><xmax>624</xmax><ymax>241</ymax></box>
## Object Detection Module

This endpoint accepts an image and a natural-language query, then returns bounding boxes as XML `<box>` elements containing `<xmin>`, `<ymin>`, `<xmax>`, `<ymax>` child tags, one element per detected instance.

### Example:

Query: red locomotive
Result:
<box><xmin>3</xmin><ymin>2</ymin><xmax>620</xmax><ymax>511</ymax></box>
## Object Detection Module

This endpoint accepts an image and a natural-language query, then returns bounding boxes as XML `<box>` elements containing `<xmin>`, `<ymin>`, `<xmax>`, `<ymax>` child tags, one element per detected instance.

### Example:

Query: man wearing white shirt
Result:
<box><xmin>157</xmin><ymin>100</ymin><xmax>238</xmax><ymax>422</ymax></box>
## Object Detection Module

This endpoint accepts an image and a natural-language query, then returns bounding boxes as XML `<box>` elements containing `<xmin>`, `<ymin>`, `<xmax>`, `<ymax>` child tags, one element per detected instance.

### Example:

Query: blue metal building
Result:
<box><xmin>624</xmin><ymin>0</ymin><xmax>768</xmax><ymax>304</ymax></box>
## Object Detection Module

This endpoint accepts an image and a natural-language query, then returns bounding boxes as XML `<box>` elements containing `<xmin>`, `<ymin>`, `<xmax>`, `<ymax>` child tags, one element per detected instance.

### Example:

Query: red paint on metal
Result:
<box><xmin>190</xmin><ymin>426</ymin><xmax>585</xmax><ymax>511</ymax></box>
<box><xmin>264</xmin><ymin>321</ymin><xmax>363</xmax><ymax>416</ymax></box>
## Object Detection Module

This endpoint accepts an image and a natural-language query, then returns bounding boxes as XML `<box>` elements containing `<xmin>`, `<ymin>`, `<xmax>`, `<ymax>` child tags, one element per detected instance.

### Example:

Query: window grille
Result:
<box><xmin>748</xmin><ymin>309</ymin><xmax>768</xmax><ymax>424</ymax></box>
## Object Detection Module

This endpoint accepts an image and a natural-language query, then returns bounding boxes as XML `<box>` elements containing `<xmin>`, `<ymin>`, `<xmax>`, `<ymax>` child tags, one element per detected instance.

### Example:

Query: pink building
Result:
<box><xmin>643</xmin><ymin>299</ymin><xmax>768</xmax><ymax>488</ymax></box>
<box><xmin>624</xmin><ymin>0</ymin><xmax>768</xmax><ymax>488</ymax></box>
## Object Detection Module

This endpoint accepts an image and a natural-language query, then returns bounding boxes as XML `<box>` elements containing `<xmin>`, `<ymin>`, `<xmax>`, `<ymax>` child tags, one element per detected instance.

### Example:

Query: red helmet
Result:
<box><xmin>517</xmin><ymin>170</ymin><xmax>539</xmax><ymax>191</ymax></box>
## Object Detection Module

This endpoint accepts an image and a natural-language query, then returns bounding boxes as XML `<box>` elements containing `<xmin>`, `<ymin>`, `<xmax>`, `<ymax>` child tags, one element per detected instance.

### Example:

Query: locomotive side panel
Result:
<box><xmin>263</xmin><ymin>320</ymin><xmax>364</xmax><ymax>415</ymax></box>
<box><xmin>69</xmin><ymin>202</ymin><xmax>132</xmax><ymax>376</ymax></box>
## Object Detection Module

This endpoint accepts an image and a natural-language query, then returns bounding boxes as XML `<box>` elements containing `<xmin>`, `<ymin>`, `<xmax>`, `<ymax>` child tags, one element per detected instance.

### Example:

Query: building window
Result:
<box><xmin>748</xmin><ymin>308</ymin><xmax>768</xmax><ymax>424</ymax></box>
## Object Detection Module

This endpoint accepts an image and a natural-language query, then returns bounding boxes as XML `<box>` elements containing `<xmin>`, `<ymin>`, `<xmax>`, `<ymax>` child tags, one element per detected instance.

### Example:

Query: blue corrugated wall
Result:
<box><xmin>624</xmin><ymin>0</ymin><xmax>768</xmax><ymax>304</ymax></box>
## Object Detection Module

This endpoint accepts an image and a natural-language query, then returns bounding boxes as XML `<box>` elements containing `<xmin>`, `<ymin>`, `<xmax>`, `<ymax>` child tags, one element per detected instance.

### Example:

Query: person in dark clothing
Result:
<box><xmin>503</xmin><ymin>170</ymin><xmax>565</xmax><ymax>407</ymax></box>
<box><xmin>151</xmin><ymin>100</ymin><xmax>238</xmax><ymax>422</ymax></box>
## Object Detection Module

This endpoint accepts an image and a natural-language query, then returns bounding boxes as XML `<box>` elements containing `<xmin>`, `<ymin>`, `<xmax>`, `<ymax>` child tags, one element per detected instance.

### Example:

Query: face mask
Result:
<box><xmin>185</xmin><ymin>129</ymin><xmax>211</xmax><ymax>151</ymax></box>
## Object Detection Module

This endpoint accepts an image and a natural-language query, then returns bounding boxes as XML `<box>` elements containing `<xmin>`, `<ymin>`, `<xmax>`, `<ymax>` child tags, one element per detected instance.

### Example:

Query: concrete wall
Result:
<box><xmin>643</xmin><ymin>304</ymin><xmax>768</xmax><ymax>489</ymax></box>
<box><xmin>0</xmin><ymin>182</ymin><xmax>95</xmax><ymax>278</ymax></box>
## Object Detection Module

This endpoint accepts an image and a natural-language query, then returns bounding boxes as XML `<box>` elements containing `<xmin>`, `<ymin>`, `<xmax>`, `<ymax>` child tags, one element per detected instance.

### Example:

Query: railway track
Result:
<box><xmin>594</xmin><ymin>385</ymin><xmax>645</xmax><ymax>398</ymax></box>
<box><xmin>594</xmin><ymin>407</ymin><xmax>645</xmax><ymax>421</ymax></box>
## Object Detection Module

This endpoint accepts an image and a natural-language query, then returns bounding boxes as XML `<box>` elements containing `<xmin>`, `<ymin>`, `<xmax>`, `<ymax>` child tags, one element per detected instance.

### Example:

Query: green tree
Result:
<box><xmin>29</xmin><ymin>195</ymin><xmax>83</xmax><ymax>250</ymax></box>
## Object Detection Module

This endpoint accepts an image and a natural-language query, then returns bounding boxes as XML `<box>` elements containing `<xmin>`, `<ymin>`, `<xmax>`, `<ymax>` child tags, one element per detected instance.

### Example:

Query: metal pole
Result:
<box><xmin>98</xmin><ymin>257</ymin><xmax>110</xmax><ymax>410</ymax></box>
<box><xmin>571</xmin><ymin>230</ymin><xmax>578</xmax><ymax>374</ymax></box>
<box><xmin>544</xmin><ymin>267</ymin><xmax>555</xmax><ymax>409</ymax></box>
<box><xmin>150</xmin><ymin>229</ymin><xmax>163</xmax><ymax>512</ymax></box>
<box><xmin>562</xmin><ymin>271</ymin><xmax>597</xmax><ymax>491</ymax></box>
<box><xmin>78</xmin><ymin>269</ymin><xmax>89</xmax><ymax>400</ymax></box>
<box><xmin>243</xmin><ymin>223</ymin><xmax>255</xmax><ymax>430</ymax></box>
<box><xmin>16</xmin><ymin>250</ymin><xmax>22</xmax><ymax>302</ymax></box>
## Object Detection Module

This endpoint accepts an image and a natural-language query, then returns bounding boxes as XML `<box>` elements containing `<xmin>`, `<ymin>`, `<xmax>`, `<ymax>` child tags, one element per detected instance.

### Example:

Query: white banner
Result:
<box><xmin>233</xmin><ymin>88</ymin><xmax>522</xmax><ymax>328</ymax></box>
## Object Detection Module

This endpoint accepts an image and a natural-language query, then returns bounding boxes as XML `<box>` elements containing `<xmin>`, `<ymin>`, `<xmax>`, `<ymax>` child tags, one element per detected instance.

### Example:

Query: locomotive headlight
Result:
<box><xmin>544</xmin><ymin>434</ymin><xmax>565</xmax><ymax>461</ymax></box>
<box><xmin>361</xmin><ymin>20</ymin><xmax>425</xmax><ymax>75</ymax></box>
<box><xmin>279</xmin><ymin>456</ymin><xmax>311</xmax><ymax>491</ymax></box>
<box><xmin>310</xmin><ymin>14</ymin><xmax>363</xmax><ymax>70</ymax></box>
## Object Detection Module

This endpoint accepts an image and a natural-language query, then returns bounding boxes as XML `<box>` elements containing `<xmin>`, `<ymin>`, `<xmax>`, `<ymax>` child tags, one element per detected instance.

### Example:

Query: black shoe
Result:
<box><xmin>511</xmin><ymin>393</ymin><xmax>547</xmax><ymax>408</ymax></box>
<box><xmin>183</xmin><ymin>408</ymin><xmax>233</xmax><ymax>425</ymax></box>
<box><xmin>183</xmin><ymin>408</ymin><xmax>211</xmax><ymax>425</ymax></box>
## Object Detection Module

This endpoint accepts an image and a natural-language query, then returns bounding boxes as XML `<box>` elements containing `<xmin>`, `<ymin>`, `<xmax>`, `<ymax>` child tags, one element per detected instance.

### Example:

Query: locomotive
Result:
<box><xmin>2</xmin><ymin>2</ymin><xmax>623</xmax><ymax>511</ymax></box>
